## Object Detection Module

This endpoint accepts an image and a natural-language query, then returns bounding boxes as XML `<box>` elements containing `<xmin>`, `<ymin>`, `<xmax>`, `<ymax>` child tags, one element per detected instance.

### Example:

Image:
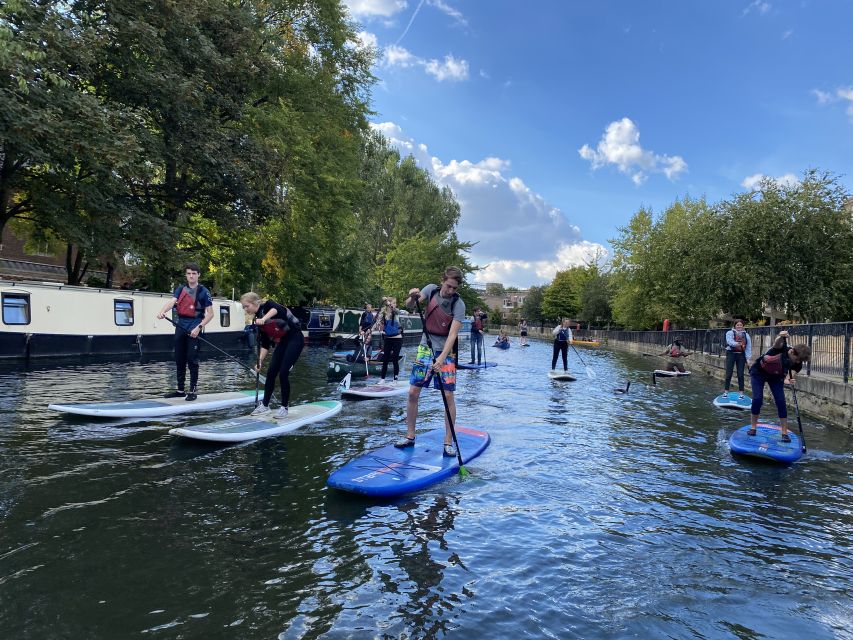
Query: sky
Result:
<box><xmin>344</xmin><ymin>0</ymin><xmax>853</xmax><ymax>287</ymax></box>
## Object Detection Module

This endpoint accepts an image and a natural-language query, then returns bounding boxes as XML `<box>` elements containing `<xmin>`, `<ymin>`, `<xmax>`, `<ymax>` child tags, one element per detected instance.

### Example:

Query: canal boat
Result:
<box><xmin>329</xmin><ymin>308</ymin><xmax>422</xmax><ymax>349</ymax></box>
<box><xmin>0</xmin><ymin>279</ymin><xmax>248</xmax><ymax>360</ymax></box>
<box><xmin>327</xmin><ymin>354</ymin><xmax>407</xmax><ymax>380</ymax></box>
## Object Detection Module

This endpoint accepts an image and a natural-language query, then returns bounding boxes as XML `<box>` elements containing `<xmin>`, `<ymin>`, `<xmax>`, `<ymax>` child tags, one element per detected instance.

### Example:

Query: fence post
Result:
<box><xmin>843</xmin><ymin>322</ymin><xmax>851</xmax><ymax>384</ymax></box>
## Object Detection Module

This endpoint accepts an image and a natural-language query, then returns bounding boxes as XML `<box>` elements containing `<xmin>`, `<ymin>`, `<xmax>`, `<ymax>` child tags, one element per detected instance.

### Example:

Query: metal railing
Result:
<box><xmin>574</xmin><ymin>322</ymin><xmax>853</xmax><ymax>383</ymax></box>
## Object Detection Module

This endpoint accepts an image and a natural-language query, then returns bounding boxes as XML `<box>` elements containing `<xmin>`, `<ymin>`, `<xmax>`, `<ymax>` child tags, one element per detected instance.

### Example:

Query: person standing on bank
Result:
<box><xmin>551</xmin><ymin>318</ymin><xmax>573</xmax><ymax>372</ymax></box>
<box><xmin>156</xmin><ymin>263</ymin><xmax>213</xmax><ymax>401</ymax></box>
<box><xmin>748</xmin><ymin>330</ymin><xmax>811</xmax><ymax>442</ymax></box>
<box><xmin>519</xmin><ymin>318</ymin><xmax>529</xmax><ymax>346</ymax></box>
<box><xmin>722</xmin><ymin>319</ymin><xmax>752</xmax><ymax>399</ymax></box>
<box><xmin>395</xmin><ymin>266</ymin><xmax>466</xmax><ymax>457</ymax></box>
<box><xmin>468</xmin><ymin>306</ymin><xmax>488</xmax><ymax>365</ymax></box>
<box><xmin>239</xmin><ymin>292</ymin><xmax>305</xmax><ymax>418</ymax></box>
<box><xmin>379</xmin><ymin>297</ymin><xmax>403</xmax><ymax>382</ymax></box>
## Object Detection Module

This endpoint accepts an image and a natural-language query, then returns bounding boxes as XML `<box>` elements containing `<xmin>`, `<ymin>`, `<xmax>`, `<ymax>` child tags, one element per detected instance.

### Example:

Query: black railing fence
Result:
<box><xmin>573</xmin><ymin>322</ymin><xmax>853</xmax><ymax>383</ymax></box>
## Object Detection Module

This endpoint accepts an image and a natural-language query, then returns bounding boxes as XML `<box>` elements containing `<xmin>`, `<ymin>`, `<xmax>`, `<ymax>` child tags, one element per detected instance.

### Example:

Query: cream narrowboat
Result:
<box><xmin>0</xmin><ymin>280</ymin><xmax>249</xmax><ymax>360</ymax></box>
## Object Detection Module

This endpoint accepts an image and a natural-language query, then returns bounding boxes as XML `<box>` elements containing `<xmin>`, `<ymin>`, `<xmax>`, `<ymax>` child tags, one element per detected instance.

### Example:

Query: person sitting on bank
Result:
<box><xmin>156</xmin><ymin>262</ymin><xmax>213</xmax><ymax>402</ymax></box>
<box><xmin>657</xmin><ymin>339</ymin><xmax>691</xmax><ymax>373</ymax></box>
<box><xmin>395</xmin><ymin>266</ymin><xmax>466</xmax><ymax>457</ymax></box>
<box><xmin>240</xmin><ymin>292</ymin><xmax>305</xmax><ymax>418</ymax></box>
<box><xmin>748</xmin><ymin>330</ymin><xmax>811</xmax><ymax>443</ymax></box>
<box><xmin>551</xmin><ymin>318</ymin><xmax>573</xmax><ymax>372</ymax></box>
<box><xmin>722</xmin><ymin>319</ymin><xmax>752</xmax><ymax>399</ymax></box>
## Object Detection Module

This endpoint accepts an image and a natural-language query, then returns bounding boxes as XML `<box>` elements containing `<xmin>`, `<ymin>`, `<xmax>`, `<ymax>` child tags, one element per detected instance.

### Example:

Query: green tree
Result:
<box><xmin>541</xmin><ymin>266</ymin><xmax>589</xmax><ymax>320</ymax></box>
<box><xmin>521</xmin><ymin>285</ymin><xmax>546</xmax><ymax>325</ymax></box>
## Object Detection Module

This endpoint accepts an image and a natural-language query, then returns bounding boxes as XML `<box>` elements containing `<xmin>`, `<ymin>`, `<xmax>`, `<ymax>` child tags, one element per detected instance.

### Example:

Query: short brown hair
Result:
<box><xmin>792</xmin><ymin>344</ymin><xmax>811</xmax><ymax>362</ymax></box>
<box><xmin>442</xmin><ymin>266</ymin><xmax>464</xmax><ymax>283</ymax></box>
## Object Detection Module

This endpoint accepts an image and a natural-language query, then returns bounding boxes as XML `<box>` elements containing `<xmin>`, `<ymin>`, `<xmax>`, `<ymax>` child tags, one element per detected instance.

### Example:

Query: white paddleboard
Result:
<box><xmin>341</xmin><ymin>381</ymin><xmax>408</xmax><ymax>399</ymax></box>
<box><xmin>653</xmin><ymin>370</ymin><xmax>691</xmax><ymax>377</ymax></box>
<box><xmin>548</xmin><ymin>371</ymin><xmax>577</xmax><ymax>381</ymax></box>
<box><xmin>48</xmin><ymin>390</ymin><xmax>258</xmax><ymax>418</ymax></box>
<box><xmin>169</xmin><ymin>400</ymin><xmax>342</xmax><ymax>442</ymax></box>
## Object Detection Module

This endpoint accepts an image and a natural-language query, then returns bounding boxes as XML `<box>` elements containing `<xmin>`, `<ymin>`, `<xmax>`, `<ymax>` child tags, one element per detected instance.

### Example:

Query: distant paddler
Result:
<box><xmin>156</xmin><ymin>262</ymin><xmax>214</xmax><ymax>402</ymax></box>
<box><xmin>551</xmin><ymin>318</ymin><xmax>573</xmax><ymax>373</ymax></box>
<box><xmin>656</xmin><ymin>339</ymin><xmax>692</xmax><ymax>373</ymax></box>
<box><xmin>240</xmin><ymin>292</ymin><xmax>304</xmax><ymax>418</ymax></box>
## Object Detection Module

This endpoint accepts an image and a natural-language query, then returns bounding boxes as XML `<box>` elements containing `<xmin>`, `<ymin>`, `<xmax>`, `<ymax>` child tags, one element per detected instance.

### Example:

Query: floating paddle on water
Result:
<box><xmin>413</xmin><ymin>295</ymin><xmax>469</xmax><ymax>477</ymax></box>
<box><xmin>570</xmin><ymin>344</ymin><xmax>597</xmax><ymax>379</ymax></box>
<box><xmin>162</xmin><ymin>315</ymin><xmax>266</xmax><ymax>384</ymax></box>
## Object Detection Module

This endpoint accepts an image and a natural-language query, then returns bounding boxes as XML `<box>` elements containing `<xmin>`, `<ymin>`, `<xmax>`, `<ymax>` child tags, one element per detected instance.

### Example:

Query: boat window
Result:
<box><xmin>318</xmin><ymin>313</ymin><xmax>331</xmax><ymax>329</ymax></box>
<box><xmin>220</xmin><ymin>305</ymin><xmax>230</xmax><ymax>327</ymax></box>
<box><xmin>2</xmin><ymin>293</ymin><xmax>30</xmax><ymax>325</ymax></box>
<box><xmin>114</xmin><ymin>299</ymin><xmax>134</xmax><ymax>326</ymax></box>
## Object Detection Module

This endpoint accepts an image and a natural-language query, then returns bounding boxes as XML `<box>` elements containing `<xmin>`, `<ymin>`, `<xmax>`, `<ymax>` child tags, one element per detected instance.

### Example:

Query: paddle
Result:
<box><xmin>338</xmin><ymin>372</ymin><xmax>352</xmax><ymax>391</ymax></box>
<box><xmin>162</xmin><ymin>315</ymin><xmax>266</xmax><ymax>384</ymax></box>
<box><xmin>255</xmin><ymin>325</ymin><xmax>261</xmax><ymax>405</ymax></box>
<box><xmin>413</xmin><ymin>295</ymin><xmax>469</xmax><ymax>477</ymax></box>
<box><xmin>789</xmin><ymin>380</ymin><xmax>807</xmax><ymax>453</ymax></box>
<box><xmin>570</xmin><ymin>343</ymin><xmax>597</xmax><ymax>379</ymax></box>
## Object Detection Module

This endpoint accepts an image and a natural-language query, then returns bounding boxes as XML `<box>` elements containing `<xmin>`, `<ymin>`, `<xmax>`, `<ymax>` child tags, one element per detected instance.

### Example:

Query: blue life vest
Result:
<box><xmin>557</xmin><ymin>328</ymin><xmax>569</xmax><ymax>342</ymax></box>
<box><xmin>383</xmin><ymin>312</ymin><xmax>402</xmax><ymax>337</ymax></box>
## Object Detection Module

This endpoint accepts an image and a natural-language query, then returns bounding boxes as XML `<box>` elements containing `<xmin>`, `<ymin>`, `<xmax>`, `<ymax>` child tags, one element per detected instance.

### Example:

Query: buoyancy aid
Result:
<box><xmin>556</xmin><ymin>328</ymin><xmax>569</xmax><ymax>342</ymax></box>
<box><xmin>383</xmin><ymin>311</ymin><xmax>402</xmax><ymax>337</ymax></box>
<box><xmin>175</xmin><ymin>286</ymin><xmax>203</xmax><ymax>318</ymax></box>
<box><xmin>731</xmin><ymin>330</ymin><xmax>747</xmax><ymax>353</ymax></box>
<box><xmin>424</xmin><ymin>289</ymin><xmax>458</xmax><ymax>337</ymax></box>
<box><xmin>669</xmin><ymin>345</ymin><xmax>683</xmax><ymax>357</ymax></box>
<box><xmin>758</xmin><ymin>351</ymin><xmax>784</xmax><ymax>376</ymax></box>
<box><xmin>258</xmin><ymin>308</ymin><xmax>301</xmax><ymax>343</ymax></box>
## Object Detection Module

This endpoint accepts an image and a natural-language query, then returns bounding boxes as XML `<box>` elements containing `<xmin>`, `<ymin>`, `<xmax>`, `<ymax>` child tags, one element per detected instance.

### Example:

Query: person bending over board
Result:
<box><xmin>468</xmin><ymin>306</ymin><xmax>488</xmax><ymax>364</ymax></box>
<box><xmin>722</xmin><ymin>319</ymin><xmax>752</xmax><ymax>399</ymax></box>
<box><xmin>519</xmin><ymin>318</ymin><xmax>529</xmax><ymax>346</ymax></box>
<box><xmin>379</xmin><ymin>297</ymin><xmax>403</xmax><ymax>382</ymax></box>
<box><xmin>395</xmin><ymin>266</ymin><xmax>466</xmax><ymax>457</ymax></box>
<box><xmin>657</xmin><ymin>339</ymin><xmax>691</xmax><ymax>373</ymax></box>
<box><xmin>240</xmin><ymin>292</ymin><xmax>304</xmax><ymax>418</ymax></box>
<box><xmin>748</xmin><ymin>330</ymin><xmax>811</xmax><ymax>442</ymax></box>
<box><xmin>156</xmin><ymin>262</ymin><xmax>213</xmax><ymax>401</ymax></box>
<box><xmin>551</xmin><ymin>319</ymin><xmax>573</xmax><ymax>372</ymax></box>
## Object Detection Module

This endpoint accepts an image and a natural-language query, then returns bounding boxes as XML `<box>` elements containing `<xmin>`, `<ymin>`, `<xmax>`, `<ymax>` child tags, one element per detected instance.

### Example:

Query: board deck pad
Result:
<box><xmin>714</xmin><ymin>391</ymin><xmax>752</xmax><ymax>410</ymax></box>
<box><xmin>548</xmin><ymin>371</ymin><xmax>577</xmax><ymax>381</ymax></box>
<box><xmin>169</xmin><ymin>400</ymin><xmax>342</xmax><ymax>442</ymax></box>
<box><xmin>48</xmin><ymin>390</ymin><xmax>257</xmax><ymax>418</ymax></box>
<box><xmin>341</xmin><ymin>382</ymin><xmax>408</xmax><ymax>399</ymax></box>
<box><xmin>457</xmin><ymin>361</ymin><xmax>498</xmax><ymax>370</ymax></box>
<box><xmin>729</xmin><ymin>423</ymin><xmax>803</xmax><ymax>464</ymax></box>
<box><xmin>653</xmin><ymin>369</ymin><xmax>691</xmax><ymax>377</ymax></box>
<box><xmin>327</xmin><ymin>426</ymin><xmax>491</xmax><ymax>497</ymax></box>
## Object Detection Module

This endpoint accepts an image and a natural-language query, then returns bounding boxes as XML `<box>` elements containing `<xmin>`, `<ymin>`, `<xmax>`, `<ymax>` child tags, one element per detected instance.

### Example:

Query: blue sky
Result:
<box><xmin>344</xmin><ymin>0</ymin><xmax>853</xmax><ymax>287</ymax></box>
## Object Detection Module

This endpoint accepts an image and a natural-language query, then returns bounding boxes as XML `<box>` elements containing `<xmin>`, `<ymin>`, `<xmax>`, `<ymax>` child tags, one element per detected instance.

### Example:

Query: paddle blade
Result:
<box><xmin>586</xmin><ymin>366</ymin><xmax>597</xmax><ymax>379</ymax></box>
<box><xmin>338</xmin><ymin>372</ymin><xmax>352</xmax><ymax>391</ymax></box>
<box><xmin>458</xmin><ymin>464</ymin><xmax>470</xmax><ymax>477</ymax></box>
<box><xmin>258</xmin><ymin>374</ymin><xmax>267</xmax><ymax>385</ymax></box>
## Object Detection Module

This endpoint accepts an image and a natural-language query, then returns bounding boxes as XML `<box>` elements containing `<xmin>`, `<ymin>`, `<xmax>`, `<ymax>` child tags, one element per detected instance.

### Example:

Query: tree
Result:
<box><xmin>541</xmin><ymin>266</ymin><xmax>589</xmax><ymax>320</ymax></box>
<box><xmin>521</xmin><ymin>285</ymin><xmax>546</xmax><ymax>325</ymax></box>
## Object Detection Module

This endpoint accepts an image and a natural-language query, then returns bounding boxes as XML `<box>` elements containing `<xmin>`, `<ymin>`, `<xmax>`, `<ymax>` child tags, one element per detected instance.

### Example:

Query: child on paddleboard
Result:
<box><xmin>748</xmin><ymin>330</ymin><xmax>811</xmax><ymax>442</ymax></box>
<box><xmin>658</xmin><ymin>339</ymin><xmax>691</xmax><ymax>373</ymax></box>
<box><xmin>395</xmin><ymin>266</ymin><xmax>466</xmax><ymax>457</ymax></box>
<box><xmin>240</xmin><ymin>292</ymin><xmax>304</xmax><ymax>418</ymax></box>
<box><xmin>551</xmin><ymin>318</ymin><xmax>573</xmax><ymax>372</ymax></box>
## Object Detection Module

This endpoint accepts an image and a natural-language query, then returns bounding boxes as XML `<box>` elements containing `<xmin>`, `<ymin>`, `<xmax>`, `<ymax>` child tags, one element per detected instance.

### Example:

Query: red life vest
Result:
<box><xmin>424</xmin><ymin>289</ymin><xmax>458</xmax><ymax>337</ymax></box>
<box><xmin>759</xmin><ymin>352</ymin><xmax>784</xmax><ymax>376</ymax></box>
<box><xmin>669</xmin><ymin>345</ymin><xmax>682</xmax><ymax>357</ymax></box>
<box><xmin>472</xmin><ymin>315</ymin><xmax>483</xmax><ymax>331</ymax></box>
<box><xmin>260</xmin><ymin>319</ymin><xmax>289</xmax><ymax>343</ymax></box>
<box><xmin>732</xmin><ymin>331</ymin><xmax>747</xmax><ymax>353</ymax></box>
<box><xmin>175</xmin><ymin>286</ymin><xmax>199</xmax><ymax>318</ymax></box>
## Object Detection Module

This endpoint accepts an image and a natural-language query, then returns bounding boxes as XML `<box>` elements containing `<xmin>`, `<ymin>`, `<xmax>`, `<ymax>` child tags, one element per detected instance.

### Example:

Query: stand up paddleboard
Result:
<box><xmin>653</xmin><ymin>369</ymin><xmax>691</xmax><ymax>377</ymax></box>
<box><xmin>457</xmin><ymin>361</ymin><xmax>498</xmax><ymax>370</ymax></box>
<box><xmin>48</xmin><ymin>390</ymin><xmax>258</xmax><ymax>418</ymax></box>
<box><xmin>729</xmin><ymin>423</ymin><xmax>803</xmax><ymax>464</ymax></box>
<box><xmin>493</xmin><ymin>342</ymin><xmax>510</xmax><ymax>350</ymax></box>
<box><xmin>548</xmin><ymin>371</ymin><xmax>577</xmax><ymax>381</ymax></box>
<box><xmin>169</xmin><ymin>400</ymin><xmax>342</xmax><ymax>442</ymax></box>
<box><xmin>714</xmin><ymin>392</ymin><xmax>752</xmax><ymax>411</ymax></box>
<box><xmin>327</xmin><ymin>427</ymin><xmax>490</xmax><ymax>497</ymax></box>
<box><xmin>341</xmin><ymin>381</ymin><xmax>408</xmax><ymax>399</ymax></box>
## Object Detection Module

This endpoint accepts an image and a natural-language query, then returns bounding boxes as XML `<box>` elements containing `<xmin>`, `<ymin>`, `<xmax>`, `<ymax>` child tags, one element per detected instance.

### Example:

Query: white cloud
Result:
<box><xmin>428</xmin><ymin>0</ymin><xmax>467</xmax><ymax>26</ymax></box>
<box><xmin>382</xmin><ymin>45</ymin><xmax>469</xmax><ymax>81</ymax></box>
<box><xmin>578</xmin><ymin>118</ymin><xmax>688</xmax><ymax>185</ymax></box>
<box><xmin>742</xmin><ymin>1</ymin><xmax>771</xmax><ymax>16</ymax></box>
<box><xmin>782</xmin><ymin>29</ymin><xmax>793</xmax><ymax>40</ymax></box>
<box><xmin>344</xmin><ymin>0</ymin><xmax>408</xmax><ymax>19</ymax></box>
<box><xmin>741</xmin><ymin>173</ymin><xmax>800</xmax><ymax>190</ymax></box>
<box><xmin>354</xmin><ymin>30</ymin><xmax>379</xmax><ymax>50</ymax></box>
<box><xmin>424</xmin><ymin>54</ymin><xmax>469</xmax><ymax>81</ymax></box>
<box><xmin>812</xmin><ymin>85</ymin><xmax>853</xmax><ymax>120</ymax></box>
<box><xmin>372</xmin><ymin>122</ymin><xmax>606</xmax><ymax>287</ymax></box>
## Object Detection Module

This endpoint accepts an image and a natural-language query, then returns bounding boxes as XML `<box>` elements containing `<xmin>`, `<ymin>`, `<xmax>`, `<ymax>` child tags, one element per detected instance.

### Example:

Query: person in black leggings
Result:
<box><xmin>378</xmin><ymin>297</ymin><xmax>403</xmax><ymax>381</ymax></box>
<box><xmin>240</xmin><ymin>292</ymin><xmax>304</xmax><ymax>418</ymax></box>
<box><xmin>551</xmin><ymin>318</ymin><xmax>573</xmax><ymax>371</ymax></box>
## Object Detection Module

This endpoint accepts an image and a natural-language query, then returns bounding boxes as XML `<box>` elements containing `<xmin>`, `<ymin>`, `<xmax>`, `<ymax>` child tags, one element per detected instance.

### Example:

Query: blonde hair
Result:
<box><xmin>240</xmin><ymin>292</ymin><xmax>262</xmax><ymax>305</ymax></box>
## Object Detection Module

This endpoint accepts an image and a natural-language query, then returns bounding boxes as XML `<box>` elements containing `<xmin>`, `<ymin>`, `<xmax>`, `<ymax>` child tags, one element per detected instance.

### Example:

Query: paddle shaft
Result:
<box><xmin>255</xmin><ymin>326</ymin><xmax>261</xmax><ymax>404</ymax></box>
<box><xmin>162</xmin><ymin>315</ymin><xmax>264</xmax><ymax>382</ymax></box>
<box><xmin>789</xmin><ymin>383</ymin><xmax>806</xmax><ymax>452</ymax></box>
<box><xmin>413</xmin><ymin>296</ymin><xmax>466</xmax><ymax>471</ymax></box>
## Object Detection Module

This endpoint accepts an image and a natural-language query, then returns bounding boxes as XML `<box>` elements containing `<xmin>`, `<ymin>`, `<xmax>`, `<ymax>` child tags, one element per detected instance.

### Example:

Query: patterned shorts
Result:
<box><xmin>409</xmin><ymin>344</ymin><xmax>457</xmax><ymax>391</ymax></box>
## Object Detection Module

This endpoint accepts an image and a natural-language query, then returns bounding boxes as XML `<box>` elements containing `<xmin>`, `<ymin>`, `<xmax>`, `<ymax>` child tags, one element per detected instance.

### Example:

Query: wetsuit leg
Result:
<box><xmin>272</xmin><ymin>332</ymin><xmax>305</xmax><ymax>408</ymax></box>
<box><xmin>174</xmin><ymin>329</ymin><xmax>188</xmax><ymax>391</ymax></box>
<box><xmin>551</xmin><ymin>340</ymin><xmax>560</xmax><ymax>369</ymax></box>
<box><xmin>724</xmin><ymin>351</ymin><xmax>735</xmax><ymax>390</ymax></box>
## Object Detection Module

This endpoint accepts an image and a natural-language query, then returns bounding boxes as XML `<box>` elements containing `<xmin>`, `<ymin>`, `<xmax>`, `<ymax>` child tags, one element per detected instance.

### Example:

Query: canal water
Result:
<box><xmin>0</xmin><ymin>339</ymin><xmax>850</xmax><ymax>639</ymax></box>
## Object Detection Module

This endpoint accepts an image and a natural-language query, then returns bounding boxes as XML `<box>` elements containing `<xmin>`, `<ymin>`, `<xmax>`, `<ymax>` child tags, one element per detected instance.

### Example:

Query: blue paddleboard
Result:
<box><xmin>713</xmin><ymin>391</ymin><xmax>752</xmax><ymax>411</ymax></box>
<box><xmin>729</xmin><ymin>423</ymin><xmax>803</xmax><ymax>464</ymax></box>
<box><xmin>327</xmin><ymin>426</ymin><xmax>491</xmax><ymax>497</ymax></box>
<box><xmin>493</xmin><ymin>342</ymin><xmax>510</xmax><ymax>350</ymax></box>
<box><xmin>457</xmin><ymin>361</ymin><xmax>498</xmax><ymax>370</ymax></box>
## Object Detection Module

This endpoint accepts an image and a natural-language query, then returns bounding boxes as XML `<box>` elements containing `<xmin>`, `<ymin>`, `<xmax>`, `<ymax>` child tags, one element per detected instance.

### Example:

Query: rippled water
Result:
<box><xmin>0</xmin><ymin>341</ymin><xmax>851</xmax><ymax>639</ymax></box>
